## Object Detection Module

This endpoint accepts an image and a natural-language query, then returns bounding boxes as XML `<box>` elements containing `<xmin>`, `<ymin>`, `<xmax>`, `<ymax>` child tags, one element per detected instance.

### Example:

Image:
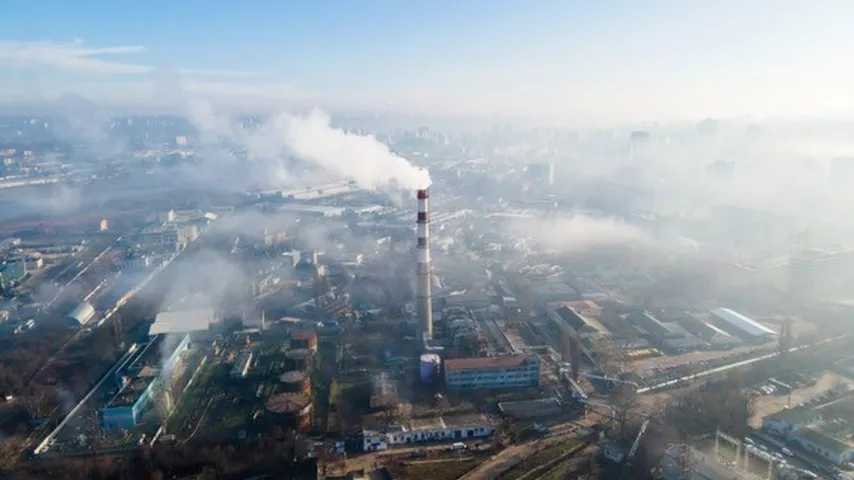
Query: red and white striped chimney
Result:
<box><xmin>416</xmin><ymin>188</ymin><xmax>433</xmax><ymax>341</ymax></box>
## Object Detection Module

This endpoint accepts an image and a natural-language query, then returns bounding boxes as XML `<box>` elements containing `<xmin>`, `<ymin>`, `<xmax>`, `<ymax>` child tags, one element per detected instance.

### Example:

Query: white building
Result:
<box><xmin>710</xmin><ymin>308</ymin><xmax>775</xmax><ymax>339</ymax></box>
<box><xmin>362</xmin><ymin>414</ymin><xmax>495</xmax><ymax>452</ymax></box>
<box><xmin>68</xmin><ymin>301</ymin><xmax>96</xmax><ymax>325</ymax></box>
<box><xmin>149</xmin><ymin>308</ymin><xmax>219</xmax><ymax>336</ymax></box>
<box><xmin>762</xmin><ymin>395</ymin><xmax>854</xmax><ymax>465</ymax></box>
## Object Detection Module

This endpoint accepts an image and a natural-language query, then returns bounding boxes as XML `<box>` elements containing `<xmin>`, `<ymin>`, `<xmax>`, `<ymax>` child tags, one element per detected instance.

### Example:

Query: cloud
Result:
<box><xmin>0</xmin><ymin>40</ymin><xmax>260</xmax><ymax>87</ymax></box>
<box><xmin>0</xmin><ymin>40</ymin><xmax>151</xmax><ymax>75</ymax></box>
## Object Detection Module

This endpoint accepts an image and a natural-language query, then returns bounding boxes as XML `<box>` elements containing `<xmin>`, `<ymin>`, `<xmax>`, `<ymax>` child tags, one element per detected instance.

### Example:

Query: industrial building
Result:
<box><xmin>362</xmin><ymin>414</ymin><xmax>495</xmax><ymax>452</ymax></box>
<box><xmin>444</xmin><ymin>354</ymin><xmax>539</xmax><ymax>390</ymax></box>
<box><xmin>149</xmin><ymin>308</ymin><xmax>219</xmax><ymax>336</ymax></box>
<box><xmin>762</xmin><ymin>395</ymin><xmax>854</xmax><ymax>465</ymax></box>
<box><xmin>101</xmin><ymin>334</ymin><xmax>191</xmax><ymax>429</ymax></box>
<box><xmin>67</xmin><ymin>301</ymin><xmax>96</xmax><ymax>326</ymax></box>
<box><xmin>710</xmin><ymin>308</ymin><xmax>776</xmax><ymax>339</ymax></box>
<box><xmin>549</xmin><ymin>303</ymin><xmax>609</xmax><ymax>338</ymax></box>
<box><xmin>628</xmin><ymin>311</ymin><xmax>706</xmax><ymax>353</ymax></box>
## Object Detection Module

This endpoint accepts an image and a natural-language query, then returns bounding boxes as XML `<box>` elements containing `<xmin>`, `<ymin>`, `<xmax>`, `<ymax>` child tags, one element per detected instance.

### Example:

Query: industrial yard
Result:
<box><xmin>2</xmin><ymin>55</ymin><xmax>854</xmax><ymax>479</ymax></box>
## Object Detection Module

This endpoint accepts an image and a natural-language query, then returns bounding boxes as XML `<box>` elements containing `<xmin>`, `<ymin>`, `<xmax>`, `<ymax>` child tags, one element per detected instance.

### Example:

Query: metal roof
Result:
<box><xmin>149</xmin><ymin>308</ymin><xmax>216</xmax><ymax>335</ymax></box>
<box><xmin>68</xmin><ymin>301</ymin><xmax>96</xmax><ymax>325</ymax></box>
<box><xmin>711</xmin><ymin>308</ymin><xmax>776</xmax><ymax>337</ymax></box>
<box><xmin>444</xmin><ymin>354</ymin><xmax>534</xmax><ymax>371</ymax></box>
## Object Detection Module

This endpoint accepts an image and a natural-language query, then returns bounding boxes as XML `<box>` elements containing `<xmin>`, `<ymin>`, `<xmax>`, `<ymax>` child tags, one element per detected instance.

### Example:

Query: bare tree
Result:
<box><xmin>610</xmin><ymin>383</ymin><xmax>639</xmax><ymax>441</ymax></box>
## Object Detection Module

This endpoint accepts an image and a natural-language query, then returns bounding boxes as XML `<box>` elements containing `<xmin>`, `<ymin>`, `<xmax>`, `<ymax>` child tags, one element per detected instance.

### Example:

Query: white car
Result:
<box><xmin>781</xmin><ymin>447</ymin><xmax>794</xmax><ymax>457</ymax></box>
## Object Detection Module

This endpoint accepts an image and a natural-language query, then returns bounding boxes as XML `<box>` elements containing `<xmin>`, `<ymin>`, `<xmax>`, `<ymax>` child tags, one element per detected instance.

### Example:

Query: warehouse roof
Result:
<box><xmin>445</xmin><ymin>354</ymin><xmax>534</xmax><ymax>371</ymax></box>
<box><xmin>149</xmin><ymin>308</ymin><xmax>216</xmax><ymax>335</ymax></box>
<box><xmin>711</xmin><ymin>308</ymin><xmax>776</xmax><ymax>337</ymax></box>
<box><xmin>68</xmin><ymin>301</ymin><xmax>96</xmax><ymax>325</ymax></box>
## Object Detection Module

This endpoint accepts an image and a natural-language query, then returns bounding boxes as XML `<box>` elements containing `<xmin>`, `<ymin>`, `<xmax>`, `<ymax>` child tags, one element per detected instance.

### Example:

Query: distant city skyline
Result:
<box><xmin>1</xmin><ymin>1</ymin><xmax>853</xmax><ymax>123</ymax></box>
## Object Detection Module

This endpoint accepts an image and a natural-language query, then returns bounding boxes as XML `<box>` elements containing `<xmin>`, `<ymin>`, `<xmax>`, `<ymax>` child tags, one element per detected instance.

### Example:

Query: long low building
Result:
<box><xmin>362</xmin><ymin>414</ymin><xmax>495</xmax><ymax>452</ymax></box>
<box><xmin>101</xmin><ymin>334</ymin><xmax>191</xmax><ymax>429</ymax></box>
<box><xmin>149</xmin><ymin>308</ymin><xmax>219</xmax><ymax>336</ymax></box>
<box><xmin>444</xmin><ymin>354</ymin><xmax>539</xmax><ymax>390</ymax></box>
<box><xmin>710</xmin><ymin>307</ymin><xmax>776</xmax><ymax>339</ymax></box>
<box><xmin>68</xmin><ymin>301</ymin><xmax>96</xmax><ymax>326</ymax></box>
<box><xmin>762</xmin><ymin>394</ymin><xmax>854</xmax><ymax>465</ymax></box>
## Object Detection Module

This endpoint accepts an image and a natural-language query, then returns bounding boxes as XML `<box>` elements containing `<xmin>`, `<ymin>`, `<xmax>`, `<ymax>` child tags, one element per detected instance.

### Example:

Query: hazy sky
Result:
<box><xmin>1</xmin><ymin>1</ymin><xmax>852</xmax><ymax>122</ymax></box>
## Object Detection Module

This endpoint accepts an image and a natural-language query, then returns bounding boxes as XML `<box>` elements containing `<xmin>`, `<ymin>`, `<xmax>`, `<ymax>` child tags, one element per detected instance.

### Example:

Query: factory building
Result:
<box><xmin>101</xmin><ymin>334</ymin><xmax>190</xmax><ymax>429</ymax></box>
<box><xmin>444</xmin><ymin>354</ymin><xmax>539</xmax><ymax>390</ymax></box>
<box><xmin>710</xmin><ymin>308</ymin><xmax>775</xmax><ymax>340</ymax></box>
<box><xmin>138</xmin><ymin>223</ymin><xmax>200</xmax><ymax>252</ymax></box>
<box><xmin>276</xmin><ymin>204</ymin><xmax>346</xmax><ymax>218</ymax></box>
<box><xmin>67</xmin><ymin>301</ymin><xmax>96</xmax><ymax>326</ymax></box>
<box><xmin>549</xmin><ymin>303</ymin><xmax>610</xmax><ymax>338</ymax></box>
<box><xmin>149</xmin><ymin>308</ymin><xmax>219</xmax><ymax>336</ymax></box>
<box><xmin>362</xmin><ymin>414</ymin><xmax>495</xmax><ymax>452</ymax></box>
<box><xmin>628</xmin><ymin>311</ymin><xmax>705</xmax><ymax>353</ymax></box>
<box><xmin>762</xmin><ymin>396</ymin><xmax>854</xmax><ymax>465</ymax></box>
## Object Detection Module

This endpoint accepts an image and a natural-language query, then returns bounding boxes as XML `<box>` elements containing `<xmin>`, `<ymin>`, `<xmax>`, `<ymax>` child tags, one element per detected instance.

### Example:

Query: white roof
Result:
<box><xmin>149</xmin><ymin>308</ymin><xmax>216</xmax><ymax>335</ymax></box>
<box><xmin>711</xmin><ymin>308</ymin><xmax>776</xmax><ymax>337</ymax></box>
<box><xmin>68</xmin><ymin>301</ymin><xmax>96</xmax><ymax>325</ymax></box>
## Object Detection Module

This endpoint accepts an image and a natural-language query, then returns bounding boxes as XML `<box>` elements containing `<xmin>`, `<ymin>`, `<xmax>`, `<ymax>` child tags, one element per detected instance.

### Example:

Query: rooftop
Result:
<box><xmin>149</xmin><ymin>308</ymin><xmax>217</xmax><ymax>335</ymax></box>
<box><xmin>711</xmin><ymin>308</ymin><xmax>776</xmax><ymax>337</ymax></box>
<box><xmin>445</xmin><ymin>354</ymin><xmax>535</xmax><ymax>371</ymax></box>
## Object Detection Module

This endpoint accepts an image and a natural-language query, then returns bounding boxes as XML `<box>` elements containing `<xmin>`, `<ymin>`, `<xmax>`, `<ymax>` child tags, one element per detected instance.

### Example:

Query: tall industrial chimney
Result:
<box><xmin>416</xmin><ymin>188</ymin><xmax>433</xmax><ymax>341</ymax></box>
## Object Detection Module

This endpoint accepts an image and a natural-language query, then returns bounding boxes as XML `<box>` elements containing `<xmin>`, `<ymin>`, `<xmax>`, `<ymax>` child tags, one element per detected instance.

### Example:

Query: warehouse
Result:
<box><xmin>101</xmin><ymin>334</ymin><xmax>191</xmax><ymax>429</ymax></box>
<box><xmin>710</xmin><ymin>308</ymin><xmax>775</xmax><ymax>339</ymax></box>
<box><xmin>149</xmin><ymin>308</ymin><xmax>219</xmax><ymax>336</ymax></box>
<box><xmin>68</xmin><ymin>301</ymin><xmax>96</xmax><ymax>326</ymax></box>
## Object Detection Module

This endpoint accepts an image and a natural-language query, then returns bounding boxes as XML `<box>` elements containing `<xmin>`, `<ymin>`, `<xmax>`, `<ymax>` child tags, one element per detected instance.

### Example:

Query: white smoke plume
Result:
<box><xmin>508</xmin><ymin>214</ymin><xmax>651</xmax><ymax>254</ymax></box>
<box><xmin>189</xmin><ymin>102</ymin><xmax>430</xmax><ymax>191</ymax></box>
